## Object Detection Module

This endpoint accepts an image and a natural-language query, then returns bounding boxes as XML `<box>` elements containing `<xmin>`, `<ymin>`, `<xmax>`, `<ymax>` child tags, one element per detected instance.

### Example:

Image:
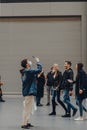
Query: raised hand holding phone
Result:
<box><xmin>32</xmin><ymin>56</ymin><xmax>40</xmax><ymax>62</ymax></box>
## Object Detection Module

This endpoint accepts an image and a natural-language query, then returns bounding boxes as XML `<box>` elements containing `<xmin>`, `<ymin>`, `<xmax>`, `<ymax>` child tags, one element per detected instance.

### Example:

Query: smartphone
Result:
<box><xmin>32</xmin><ymin>56</ymin><xmax>35</xmax><ymax>58</ymax></box>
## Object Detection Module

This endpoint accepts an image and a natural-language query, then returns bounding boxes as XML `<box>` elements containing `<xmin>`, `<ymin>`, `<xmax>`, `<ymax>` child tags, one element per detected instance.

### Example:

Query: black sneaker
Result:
<box><xmin>27</xmin><ymin>123</ymin><xmax>34</xmax><ymax>127</ymax></box>
<box><xmin>49</xmin><ymin>112</ymin><xmax>56</xmax><ymax>116</ymax></box>
<box><xmin>21</xmin><ymin>125</ymin><xmax>30</xmax><ymax>129</ymax></box>
<box><xmin>62</xmin><ymin>113</ymin><xmax>71</xmax><ymax>117</ymax></box>
<box><xmin>55</xmin><ymin>102</ymin><xmax>58</xmax><ymax>105</ymax></box>
<box><xmin>37</xmin><ymin>104</ymin><xmax>43</xmax><ymax>107</ymax></box>
<box><xmin>72</xmin><ymin>109</ymin><xmax>77</xmax><ymax>117</ymax></box>
<box><xmin>0</xmin><ymin>99</ymin><xmax>5</xmax><ymax>102</ymax></box>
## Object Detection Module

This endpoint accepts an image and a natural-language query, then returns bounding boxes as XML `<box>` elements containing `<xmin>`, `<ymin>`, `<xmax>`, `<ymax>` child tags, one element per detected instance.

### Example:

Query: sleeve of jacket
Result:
<box><xmin>52</xmin><ymin>72</ymin><xmax>62</xmax><ymax>88</ymax></box>
<box><xmin>68</xmin><ymin>70</ymin><xmax>74</xmax><ymax>91</ymax></box>
<box><xmin>58</xmin><ymin>72</ymin><xmax>63</xmax><ymax>89</ymax></box>
<box><xmin>30</xmin><ymin>62</ymin><xmax>42</xmax><ymax>74</ymax></box>
<box><xmin>63</xmin><ymin>69</ymin><xmax>73</xmax><ymax>91</ymax></box>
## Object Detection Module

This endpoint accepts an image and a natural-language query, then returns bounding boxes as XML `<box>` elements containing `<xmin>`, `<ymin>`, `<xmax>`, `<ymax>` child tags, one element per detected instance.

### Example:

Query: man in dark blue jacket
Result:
<box><xmin>20</xmin><ymin>57</ymin><xmax>42</xmax><ymax>129</ymax></box>
<box><xmin>62</xmin><ymin>61</ymin><xmax>77</xmax><ymax>117</ymax></box>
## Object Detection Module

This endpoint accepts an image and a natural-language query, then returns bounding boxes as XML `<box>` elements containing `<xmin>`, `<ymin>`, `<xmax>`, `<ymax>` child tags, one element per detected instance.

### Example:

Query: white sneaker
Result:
<box><xmin>74</xmin><ymin>117</ymin><xmax>84</xmax><ymax>121</ymax></box>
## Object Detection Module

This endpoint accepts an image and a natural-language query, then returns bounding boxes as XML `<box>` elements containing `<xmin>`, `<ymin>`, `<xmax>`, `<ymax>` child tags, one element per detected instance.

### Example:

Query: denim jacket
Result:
<box><xmin>21</xmin><ymin>63</ymin><xmax>42</xmax><ymax>96</ymax></box>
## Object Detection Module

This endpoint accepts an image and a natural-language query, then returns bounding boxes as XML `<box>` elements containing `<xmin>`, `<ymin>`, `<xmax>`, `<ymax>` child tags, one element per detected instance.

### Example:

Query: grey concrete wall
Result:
<box><xmin>0</xmin><ymin>2</ymin><xmax>87</xmax><ymax>16</ymax></box>
<box><xmin>0</xmin><ymin>2</ymin><xmax>87</xmax><ymax>94</ymax></box>
<box><xmin>0</xmin><ymin>17</ymin><xmax>81</xmax><ymax>94</ymax></box>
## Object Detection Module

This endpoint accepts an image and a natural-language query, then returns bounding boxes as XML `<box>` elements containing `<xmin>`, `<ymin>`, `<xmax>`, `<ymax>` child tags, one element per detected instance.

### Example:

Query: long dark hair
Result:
<box><xmin>76</xmin><ymin>63</ymin><xmax>83</xmax><ymax>72</ymax></box>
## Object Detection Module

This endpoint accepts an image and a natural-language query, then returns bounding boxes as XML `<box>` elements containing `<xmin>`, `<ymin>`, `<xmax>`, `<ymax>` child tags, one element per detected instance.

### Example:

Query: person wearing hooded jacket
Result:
<box><xmin>20</xmin><ymin>57</ymin><xmax>42</xmax><ymax>129</ymax></box>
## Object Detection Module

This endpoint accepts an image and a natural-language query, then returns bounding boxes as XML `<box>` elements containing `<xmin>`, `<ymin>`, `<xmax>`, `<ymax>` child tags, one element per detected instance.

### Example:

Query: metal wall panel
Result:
<box><xmin>0</xmin><ymin>17</ymin><xmax>81</xmax><ymax>94</ymax></box>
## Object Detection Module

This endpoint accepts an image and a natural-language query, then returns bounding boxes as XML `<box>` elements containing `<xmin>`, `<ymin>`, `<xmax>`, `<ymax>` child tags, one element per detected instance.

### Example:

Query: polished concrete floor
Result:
<box><xmin>0</xmin><ymin>95</ymin><xmax>87</xmax><ymax>130</ymax></box>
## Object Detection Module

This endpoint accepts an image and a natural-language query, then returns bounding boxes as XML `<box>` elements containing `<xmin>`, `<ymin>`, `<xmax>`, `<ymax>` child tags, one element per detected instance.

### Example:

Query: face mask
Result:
<box><xmin>27</xmin><ymin>60</ymin><xmax>32</xmax><ymax>67</ymax></box>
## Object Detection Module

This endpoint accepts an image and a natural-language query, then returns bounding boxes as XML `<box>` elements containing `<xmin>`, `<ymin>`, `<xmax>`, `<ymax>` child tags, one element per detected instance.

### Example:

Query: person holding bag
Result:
<box><xmin>20</xmin><ymin>57</ymin><xmax>42</xmax><ymax>129</ymax></box>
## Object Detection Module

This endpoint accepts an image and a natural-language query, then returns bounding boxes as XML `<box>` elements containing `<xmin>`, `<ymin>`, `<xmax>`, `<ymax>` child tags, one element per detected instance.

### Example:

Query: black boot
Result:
<box><xmin>49</xmin><ymin>100</ymin><xmax>56</xmax><ymax>116</ymax></box>
<box><xmin>0</xmin><ymin>97</ymin><xmax>5</xmax><ymax>102</ymax></box>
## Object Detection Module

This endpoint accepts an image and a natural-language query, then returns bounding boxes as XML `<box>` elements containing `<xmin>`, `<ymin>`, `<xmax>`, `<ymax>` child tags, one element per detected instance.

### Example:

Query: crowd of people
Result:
<box><xmin>0</xmin><ymin>57</ymin><xmax>87</xmax><ymax>129</ymax></box>
<box><xmin>20</xmin><ymin>57</ymin><xmax>87</xmax><ymax>129</ymax></box>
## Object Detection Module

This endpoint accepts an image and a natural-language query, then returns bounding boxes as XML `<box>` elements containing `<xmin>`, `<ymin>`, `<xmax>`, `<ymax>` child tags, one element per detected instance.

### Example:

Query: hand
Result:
<box><xmin>55</xmin><ymin>87</ymin><xmax>59</xmax><ymax>90</ymax></box>
<box><xmin>79</xmin><ymin>89</ymin><xmax>83</xmax><ymax>94</ymax></box>
<box><xmin>69</xmin><ymin>91</ymin><xmax>73</xmax><ymax>96</ymax></box>
<box><xmin>0</xmin><ymin>82</ymin><xmax>4</xmax><ymax>86</ymax></box>
<box><xmin>60</xmin><ymin>90</ymin><xmax>63</xmax><ymax>94</ymax></box>
<box><xmin>68</xmin><ymin>79</ymin><xmax>73</xmax><ymax>83</ymax></box>
<box><xmin>35</xmin><ymin>57</ymin><xmax>40</xmax><ymax>62</ymax></box>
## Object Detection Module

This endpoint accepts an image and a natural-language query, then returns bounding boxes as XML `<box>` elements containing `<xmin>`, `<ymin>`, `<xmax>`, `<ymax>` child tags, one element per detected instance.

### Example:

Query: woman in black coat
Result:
<box><xmin>74</xmin><ymin>63</ymin><xmax>87</xmax><ymax>120</ymax></box>
<box><xmin>36</xmin><ymin>71</ymin><xmax>46</xmax><ymax>106</ymax></box>
<box><xmin>49</xmin><ymin>64</ymin><xmax>68</xmax><ymax>116</ymax></box>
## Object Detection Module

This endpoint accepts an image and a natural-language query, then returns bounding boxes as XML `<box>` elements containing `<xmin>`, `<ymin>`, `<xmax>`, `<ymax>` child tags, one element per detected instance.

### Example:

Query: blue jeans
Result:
<box><xmin>76</xmin><ymin>96</ymin><xmax>87</xmax><ymax>116</ymax></box>
<box><xmin>63</xmin><ymin>90</ymin><xmax>76</xmax><ymax>114</ymax></box>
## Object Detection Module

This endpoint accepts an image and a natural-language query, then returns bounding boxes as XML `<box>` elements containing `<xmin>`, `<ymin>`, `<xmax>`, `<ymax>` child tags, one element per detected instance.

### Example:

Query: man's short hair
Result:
<box><xmin>65</xmin><ymin>61</ymin><xmax>72</xmax><ymax>66</ymax></box>
<box><xmin>21</xmin><ymin>59</ymin><xmax>27</xmax><ymax>68</ymax></box>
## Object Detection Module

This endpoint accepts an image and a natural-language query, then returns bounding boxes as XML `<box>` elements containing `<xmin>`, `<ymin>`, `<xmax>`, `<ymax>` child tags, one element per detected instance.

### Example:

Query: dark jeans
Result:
<box><xmin>36</xmin><ymin>96</ymin><xmax>41</xmax><ymax>105</ymax></box>
<box><xmin>0</xmin><ymin>87</ymin><xmax>2</xmax><ymax>97</ymax></box>
<box><xmin>52</xmin><ymin>89</ymin><xmax>67</xmax><ymax>114</ymax></box>
<box><xmin>76</xmin><ymin>96</ymin><xmax>87</xmax><ymax>116</ymax></box>
<box><xmin>63</xmin><ymin>90</ymin><xmax>77</xmax><ymax>114</ymax></box>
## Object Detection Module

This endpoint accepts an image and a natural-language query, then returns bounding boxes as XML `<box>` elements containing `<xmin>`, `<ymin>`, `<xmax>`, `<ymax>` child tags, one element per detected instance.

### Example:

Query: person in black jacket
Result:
<box><xmin>74</xmin><ymin>63</ymin><xmax>87</xmax><ymax>120</ymax></box>
<box><xmin>0</xmin><ymin>81</ymin><xmax>5</xmax><ymax>102</ymax></box>
<box><xmin>36</xmin><ymin>70</ymin><xmax>46</xmax><ymax>106</ymax></box>
<box><xmin>61</xmin><ymin>61</ymin><xmax>77</xmax><ymax>117</ymax></box>
<box><xmin>49</xmin><ymin>64</ymin><xmax>67</xmax><ymax>116</ymax></box>
<box><xmin>46</xmin><ymin>67</ymin><xmax>54</xmax><ymax>106</ymax></box>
